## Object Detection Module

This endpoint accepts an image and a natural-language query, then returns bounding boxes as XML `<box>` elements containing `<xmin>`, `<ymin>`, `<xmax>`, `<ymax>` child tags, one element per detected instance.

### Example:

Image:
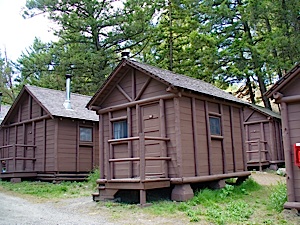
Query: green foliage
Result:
<box><xmin>0</xmin><ymin>50</ymin><xmax>17</xmax><ymax>104</ymax></box>
<box><xmin>267</xmin><ymin>182</ymin><xmax>287</xmax><ymax>212</ymax></box>
<box><xmin>0</xmin><ymin>181</ymin><xmax>91</xmax><ymax>198</ymax></box>
<box><xmin>147</xmin><ymin>178</ymin><xmax>262</xmax><ymax>224</ymax></box>
<box><xmin>87</xmin><ymin>168</ymin><xmax>100</xmax><ymax>189</ymax></box>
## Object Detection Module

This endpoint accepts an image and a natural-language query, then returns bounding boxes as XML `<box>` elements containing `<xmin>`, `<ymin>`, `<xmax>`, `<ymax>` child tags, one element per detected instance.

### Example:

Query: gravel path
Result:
<box><xmin>0</xmin><ymin>193</ymin><xmax>116</xmax><ymax>225</ymax></box>
<box><xmin>0</xmin><ymin>172</ymin><xmax>289</xmax><ymax>225</ymax></box>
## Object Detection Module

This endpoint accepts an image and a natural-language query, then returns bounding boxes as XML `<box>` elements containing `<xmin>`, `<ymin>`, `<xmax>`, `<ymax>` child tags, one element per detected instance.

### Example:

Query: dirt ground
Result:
<box><xmin>0</xmin><ymin>172</ymin><xmax>299</xmax><ymax>225</ymax></box>
<box><xmin>249</xmin><ymin>171</ymin><xmax>286</xmax><ymax>185</ymax></box>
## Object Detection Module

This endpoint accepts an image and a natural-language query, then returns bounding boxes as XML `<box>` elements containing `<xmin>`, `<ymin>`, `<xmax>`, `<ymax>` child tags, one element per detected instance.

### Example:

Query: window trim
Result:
<box><xmin>79</xmin><ymin>126</ymin><xmax>93</xmax><ymax>142</ymax></box>
<box><xmin>209</xmin><ymin>116</ymin><xmax>222</xmax><ymax>136</ymax></box>
<box><xmin>112</xmin><ymin>119</ymin><xmax>128</xmax><ymax>139</ymax></box>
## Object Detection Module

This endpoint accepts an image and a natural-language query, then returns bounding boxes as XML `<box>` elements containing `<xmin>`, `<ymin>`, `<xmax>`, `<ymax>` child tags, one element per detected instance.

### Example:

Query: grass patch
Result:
<box><xmin>0</xmin><ymin>173</ymin><xmax>294</xmax><ymax>224</ymax></box>
<box><xmin>267</xmin><ymin>182</ymin><xmax>287</xmax><ymax>212</ymax></box>
<box><xmin>0</xmin><ymin>169</ymin><xmax>100</xmax><ymax>199</ymax></box>
<box><xmin>145</xmin><ymin>178</ymin><xmax>292</xmax><ymax>224</ymax></box>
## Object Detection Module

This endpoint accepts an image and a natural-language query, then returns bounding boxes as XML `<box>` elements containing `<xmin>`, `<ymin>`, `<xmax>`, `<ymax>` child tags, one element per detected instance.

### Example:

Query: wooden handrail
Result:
<box><xmin>109</xmin><ymin>156</ymin><xmax>171</xmax><ymax>163</ymax></box>
<box><xmin>0</xmin><ymin>145</ymin><xmax>13</xmax><ymax>149</ymax></box>
<box><xmin>107</xmin><ymin>133</ymin><xmax>171</xmax><ymax>182</ymax></box>
<box><xmin>108</xmin><ymin>136</ymin><xmax>170</xmax><ymax>143</ymax></box>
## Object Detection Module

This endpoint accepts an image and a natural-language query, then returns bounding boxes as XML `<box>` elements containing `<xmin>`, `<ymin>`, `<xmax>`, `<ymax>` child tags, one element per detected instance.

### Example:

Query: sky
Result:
<box><xmin>0</xmin><ymin>0</ymin><xmax>56</xmax><ymax>61</ymax></box>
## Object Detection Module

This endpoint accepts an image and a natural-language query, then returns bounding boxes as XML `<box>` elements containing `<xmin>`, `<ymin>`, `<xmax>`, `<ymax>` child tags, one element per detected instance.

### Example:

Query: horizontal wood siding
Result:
<box><xmin>101</xmin><ymin>88</ymin><xmax>129</xmax><ymax>108</ymax></box>
<box><xmin>139</xmin><ymin>79</ymin><xmax>168</xmax><ymax>100</ymax></box>
<box><xmin>103</xmin><ymin>113</ymin><xmax>110</xmax><ymax>178</ymax></box>
<box><xmin>57</xmin><ymin>119</ymin><xmax>76</xmax><ymax>172</ymax></box>
<box><xmin>195</xmin><ymin>99</ymin><xmax>209</xmax><ymax>176</ymax></box>
<box><xmin>222</xmin><ymin>105</ymin><xmax>234</xmax><ymax>173</ymax></box>
<box><xmin>135</xmin><ymin>71</ymin><xmax>150</xmax><ymax>97</ymax></box>
<box><xmin>232</xmin><ymin>107</ymin><xmax>244</xmax><ymax>171</ymax></box>
<box><xmin>118</xmin><ymin>70</ymin><xmax>133</xmax><ymax>100</ymax></box>
<box><xmin>179</xmin><ymin>97</ymin><xmax>195</xmax><ymax>177</ymax></box>
<box><xmin>165</xmin><ymin>99</ymin><xmax>177</xmax><ymax>178</ymax></box>
<box><xmin>112</xmin><ymin>143</ymin><xmax>129</xmax><ymax>178</ymax></box>
<box><xmin>45</xmin><ymin>119</ymin><xmax>55</xmax><ymax>171</ymax></box>
<box><xmin>79</xmin><ymin>146</ymin><xmax>93</xmax><ymax>171</ymax></box>
<box><xmin>287</xmin><ymin>103</ymin><xmax>300</xmax><ymax>202</ymax></box>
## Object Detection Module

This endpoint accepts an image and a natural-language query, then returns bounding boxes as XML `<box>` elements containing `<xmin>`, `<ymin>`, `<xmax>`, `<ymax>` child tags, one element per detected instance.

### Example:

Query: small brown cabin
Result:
<box><xmin>0</xmin><ymin>85</ymin><xmax>99</xmax><ymax>181</ymax></box>
<box><xmin>265</xmin><ymin>63</ymin><xmax>300</xmax><ymax>211</ymax></box>
<box><xmin>87</xmin><ymin>59</ymin><xmax>251</xmax><ymax>205</ymax></box>
<box><xmin>243</xmin><ymin>104</ymin><xmax>283</xmax><ymax>170</ymax></box>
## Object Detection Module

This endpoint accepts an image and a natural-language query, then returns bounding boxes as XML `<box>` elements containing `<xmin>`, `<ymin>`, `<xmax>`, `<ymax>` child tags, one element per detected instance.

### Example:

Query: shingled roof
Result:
<box><xmin>2</xmin><ymin>85</ymin><xmax>98</xmax><ymax>124</ymax></box>
<box><xmin>249</xmin><ymin>104</ymin><xmax>281</xmax><ymax>119</ymax></box>
<box><xmin>0</xmin><ymin>105</ymin><xmax>10</xmax><ymax>123</ymax></box>
<box><xmin>26</xmin><ymin>85</ymin><xmax>98</xmax><ymax>121</ymax></box>
<box><xmin>265</xmin><ymin>63</ymin><xmax>300</xmax><ymax>98</ymax></box>
<box><xmin>88</xmin><ymin>59</ymin><xmax>247</xmax><ymax>107</ymax></box>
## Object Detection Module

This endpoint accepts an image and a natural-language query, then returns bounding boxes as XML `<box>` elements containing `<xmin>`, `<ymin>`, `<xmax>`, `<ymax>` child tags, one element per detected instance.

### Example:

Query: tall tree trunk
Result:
<box><xmin>246</xmin><ymin>75</ymin><xmax>255</xmax><ymax>104</ymax></box>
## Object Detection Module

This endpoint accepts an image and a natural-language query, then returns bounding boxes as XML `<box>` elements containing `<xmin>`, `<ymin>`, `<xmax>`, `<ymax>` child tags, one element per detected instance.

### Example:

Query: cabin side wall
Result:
<box><xmin>243</xmin><ymin>107</ymin><xmax>284</xmax><ymax>164</ymax></box>
<box><xmin>56</xmin><ymin>118</ymin><xmax>99</xmax><ymax>173</ymax></box>
<box><xmin>177</xmin><ymin>96</ymin><xmax>245</xmax><ymax>177</ymax></box>
<box><xmin>286</xmin><ymin>102</ymin><xmax>300</xmax><ymax>202</ymax></box>
<box><xmin>96</xmin><ymin>66</ymin><xmax>247</xmax><ymax>180</ymax></box>
<box><xmin>0</xmin><ymin>92</ymin><xmax>55</xmax><ymax>174</ymax></box>
<box><xmin>273</xmin><ymin>75</ymin><xmax>300</xmax><ymax>203</ymax></box>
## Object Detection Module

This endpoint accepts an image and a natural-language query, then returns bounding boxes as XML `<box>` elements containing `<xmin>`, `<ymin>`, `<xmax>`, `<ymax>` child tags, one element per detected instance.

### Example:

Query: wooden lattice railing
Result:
<box><xmin>0</xmin><ymin>144</ymin><xmax>37</xmax><ymax>173</ymax></box>
<box><xmin>106</xmin><ymin>133</ymin><xmax>171</xmax><ymax>181</ymax></box>
<box><xmin>246</xmin><ymin>139</ymin><xmax>268</xmax><ymax>171</ymax></box>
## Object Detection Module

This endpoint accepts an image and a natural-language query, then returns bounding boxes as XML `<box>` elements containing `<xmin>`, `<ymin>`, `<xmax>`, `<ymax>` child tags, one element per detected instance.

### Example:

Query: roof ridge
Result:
<box><xmin>26</xmin><ymin>85</ymin><xmax>92</xmax><ymax>98</ymax></box>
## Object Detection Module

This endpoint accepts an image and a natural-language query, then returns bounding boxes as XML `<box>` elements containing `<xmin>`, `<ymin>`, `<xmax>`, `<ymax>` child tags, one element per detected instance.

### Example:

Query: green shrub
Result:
<box><xmin>268</xmin><ymin>182</ymin><xmax>287</xmax><ymax>212</ymax></box>
<box><xmin>87</xmin><ymin>168</ymin><xmax>100</xmax><ymax>188</ymax></box>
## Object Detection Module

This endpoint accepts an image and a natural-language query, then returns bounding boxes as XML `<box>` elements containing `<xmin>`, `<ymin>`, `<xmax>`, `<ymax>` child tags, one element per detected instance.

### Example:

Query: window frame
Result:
<box><xmin>79</xmin><ymin>126</ymin><xmax>93</xmax><ymax>142</ymax></box>
<box><xmin>113</xmin><ymin>119</ymin><xmax>128</xmax><ymax>139</ymax></box>
<box><xmin>209</xmin><ymin>116</ymin><xmax>222</xmax><ymax>136</ymax></box>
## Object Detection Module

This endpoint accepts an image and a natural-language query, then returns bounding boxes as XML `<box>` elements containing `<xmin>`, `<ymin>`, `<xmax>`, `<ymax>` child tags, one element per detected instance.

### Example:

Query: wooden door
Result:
<box><xmin>79</xmin><ymin>146</ymin><xmax>93</xmax><ymax>171</ymax></box>
<box><xmin>248</xmin><ymin>124</ymin><xmax>266</xmax><ymax>163</ymax></box>
<box><xmin>24</xmin><ymin>123</ymin><xmax>34</xmax><ymax>171</ymax></box>
<box><xmin>141</xmin><ymin>103</ymin><xmax>162</xmax><ymax>177</ymax></box>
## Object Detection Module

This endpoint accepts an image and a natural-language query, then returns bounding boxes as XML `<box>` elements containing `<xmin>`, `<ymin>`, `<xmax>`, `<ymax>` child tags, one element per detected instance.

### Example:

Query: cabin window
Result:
<box><xmin>80</xmin><ymin>127</ymin><xmax>93</xmax><ymax>142</ymax></box>
<box><xmin>209</xmin><ymin>116</ymin><xmax>221</xmax><ymax>136</ymax></box>
<box><xmin>113</xmin><ymin>120</ymin><xmax>128</xmax><ymax>139</ymax></box>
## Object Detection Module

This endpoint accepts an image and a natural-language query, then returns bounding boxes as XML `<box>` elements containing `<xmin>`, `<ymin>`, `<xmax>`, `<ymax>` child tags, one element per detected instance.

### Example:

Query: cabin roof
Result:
<box><xmin>2</xmin><ymin>85</ymin><xmax>98</xmax><ymax>124</ymax></box>
<box><xmin>87</xmin><ymin>59</ymin><xmax>247</xmax><ymax>108</ymax></box>
<box><xmin>265</xmin><ymin>63</ymin><xmax>300</xmax><ymax>98</ymax></box>
<box><xmin>249</xmin><ymin>104</ymin><xmax>281</xmax><ymax>120</ymax></box>
<box><xmin>0</xmin><ymin>105</ymin><xmax>10</xmax><ymax>123</ymax></box>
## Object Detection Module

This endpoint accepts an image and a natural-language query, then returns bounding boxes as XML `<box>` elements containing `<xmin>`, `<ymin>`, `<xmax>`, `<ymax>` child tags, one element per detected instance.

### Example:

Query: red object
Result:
<box><xmin>294</xmin><ymin>143</ymin><xmax>300</xmax><ymax>167</ymax></box>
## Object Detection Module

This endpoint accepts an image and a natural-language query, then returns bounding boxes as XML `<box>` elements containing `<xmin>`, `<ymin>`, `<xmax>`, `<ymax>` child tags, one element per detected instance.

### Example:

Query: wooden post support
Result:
<box><xmin>258</xmin><ymin>139</ymin><xmax>262</xmax><ymax>172</ymax></box>
<box><xmin>139</xmin><ymin>189</ymin><xmax>146</xmax><ymax>206</ymax></box>
<box><xmin>139</xmin><ymin>133</ymin><xmax>145</xmax><ymax>181</ymax></box>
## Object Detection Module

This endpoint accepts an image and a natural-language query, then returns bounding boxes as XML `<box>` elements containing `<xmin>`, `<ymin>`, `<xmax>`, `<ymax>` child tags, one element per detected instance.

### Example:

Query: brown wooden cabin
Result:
<box><xmin>243</xmin><ymin>104</ymin><xmax>284</xmax><ymax>171</ymax></box>
<box><xmin>0</xmin><ymin>85</ymin><xmax>99</xmax><ymax>182</ymax></box>
<box><xmin>87</xmin><ymin>59</ymin><xmax>251</xmax><ymax>206</ymax></box>
<box><xmin>265</xmin><ymin>63</ymin><xmax>300</xmax><ymax>211</ymax></box>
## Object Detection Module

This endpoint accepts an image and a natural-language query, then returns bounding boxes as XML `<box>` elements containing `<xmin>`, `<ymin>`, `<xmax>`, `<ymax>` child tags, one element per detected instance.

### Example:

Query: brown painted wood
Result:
<box><xmin>220</xmin><ymin>104</ymin><xmax>226</xmax><ymax>174</ymax></box>
<box><xmin>174</xmin><ymin>97</ymin><xmax>183</xmax><ymax>177</ymax></box>
<box><xmin>127</xmin><ymin>107</ymin><xmax>133</xmax><ymax>178</ymax></box>
<box><xmin>204</xmin><ymin>101</ymin><xmax>212</xmax><ymax>175</ymax></box>
<box><xmin>281</xmin><ymin>101</ymin><xmax>296</xmax><ymax>202</ymax></box>
<box><xmin>98</xmin><ymin>93</ymin><xmax>176</xmax><ymax>114</ymax></box>
<box><xmin>76</xmin><ymin>121</ymin><xmax>79</xmax><ymax>172</ymax></box>
<box><xmin>159</xmin><ymin>99</ymin><xmax>168</xmax><ymax>178</ymax></box>
<box><xmin>2</xmin><ymin>115</ymin><xmax>52</xmax><ymax>128</ymax></box>
<box><xmin>139</xmin><ymin>133</ymin><xmax>146</xmax><ymax>181</ymax></box>
<box><xmin>170</xmin><ymin>171</ymin><xmax>251</xmax><ymax>184</ymax></box>
<box><xmin>108</xmin><ymin>112</ymin><xmax>113</xmax><ymax>179</ymax></box>
<box><xmin>229</xmin><ymin>106</ymin><xmax>236</xmax><ymax>172</ymax></box>
<box><xmin>135</xmin><ymin>77</ymin><xmax>152</xmax><ymax>101</ymax></box>
<box><xmin>117</xmin><ymin>84</ymin><xmax>132</xmax><ymax>102</ymax></box>
<box><xmin>191</xmin><ymin>98</ymin><xmax>199</xmax><ymax>176</ymax></box>
<box><xmin>239</xmin><ymin>108</ymin><xmax>247</xmax><ymax>171</ymax></box>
